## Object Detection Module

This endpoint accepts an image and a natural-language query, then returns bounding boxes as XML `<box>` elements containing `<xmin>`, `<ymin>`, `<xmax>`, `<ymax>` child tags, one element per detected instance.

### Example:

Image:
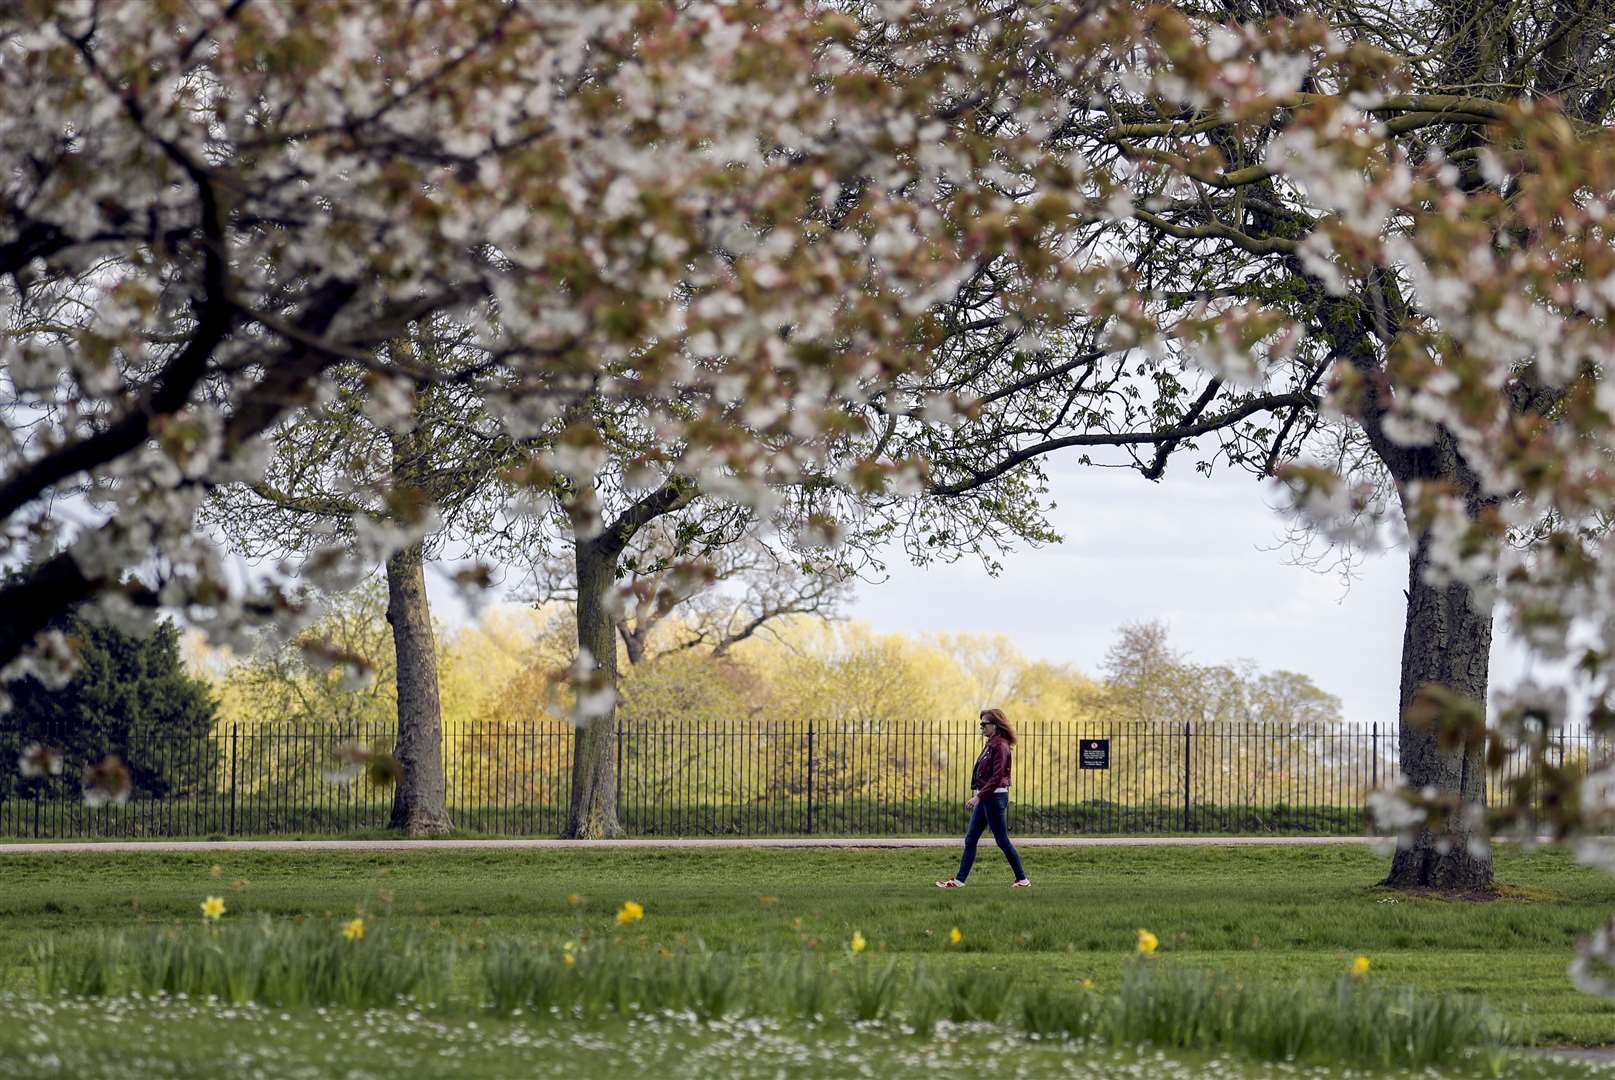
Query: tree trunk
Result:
<box><xmin>1381</xmin><ymin>532</ymin><xmax>1494</xmax><ymax>892</ymax></box>
<box><xmin>567</xmin><ymin>540</ymin><xmax>624</xmax><ymax>838</ymax></box>
<box><xmin>385</xmin><ymin>543</ymin><xmax>453</xmax><ymax>836</ymax></box>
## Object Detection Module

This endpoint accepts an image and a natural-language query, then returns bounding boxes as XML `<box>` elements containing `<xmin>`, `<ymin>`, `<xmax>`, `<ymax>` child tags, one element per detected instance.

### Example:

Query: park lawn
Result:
<box><xmin>1</xmin><ymin>844</ymin><xmax>1612</xmax><ymax>1048</ymax></box>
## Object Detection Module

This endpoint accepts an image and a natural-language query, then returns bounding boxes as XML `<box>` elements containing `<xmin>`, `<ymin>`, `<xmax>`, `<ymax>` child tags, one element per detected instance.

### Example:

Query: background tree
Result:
<box><xmin>522</xmin><ymin>503</ymin><xmax>851</xmax><ymax>668</ymax></box>
<box><xmin>1093</xmin><ymin>618</ymin><xmax>1348</xmax><ymax>813</ymax></box>
<box><xmin>613</xmin><ymin>521</ymin><xmax>856</xmax><ymax>668</ymax></box>
<box><xmin>515</xmin><ymin>346</ymin><xmax>1062</xmax><ymax>836</ymax></box>
<box><xmin>191</xmin><ymin>602</ymin><xmax>1366</xmax><ymax>828</ymax></box>
<box><xmin>1101</xmin><ymin>621</ymin><xmax>1200</xmax><ymax>726</ymax></box>
<box><xmin>1</xmin><ymin>605</ymin><xmax>216</xmax><ymax>807</ymax></box>
<box><xmin>220</xmin><ymin>584</ymin><xmax>399</xmax><ymax>733</ymax></box>
<box><xmin>1099</xmin><ymin>619</ymin><xmax>1342</xmax><ymax>729</ymax></box>
<box><xmin>205</xmin><ymin>319</ymin><xmax>520</xmax><ymax>835</ymax></box>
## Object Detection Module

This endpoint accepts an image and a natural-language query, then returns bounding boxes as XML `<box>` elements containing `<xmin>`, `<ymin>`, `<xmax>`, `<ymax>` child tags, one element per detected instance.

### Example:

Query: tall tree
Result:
<box><xmin>205</xmin><ymin>321</ymin><xmax>520</xmax><ymax>835</ymax></box>
<box><xmin>849</xmin><ymin>0</ymin><xmax>1615</xmax><ymax>892</ymax></box>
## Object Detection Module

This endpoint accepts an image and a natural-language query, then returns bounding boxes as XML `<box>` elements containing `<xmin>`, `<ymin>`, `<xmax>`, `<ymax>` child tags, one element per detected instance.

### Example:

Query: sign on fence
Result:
<box><xmin>1080</xmin><ymin>739</ymin><xmax>1110</xmax><ymax>770</ymax></box>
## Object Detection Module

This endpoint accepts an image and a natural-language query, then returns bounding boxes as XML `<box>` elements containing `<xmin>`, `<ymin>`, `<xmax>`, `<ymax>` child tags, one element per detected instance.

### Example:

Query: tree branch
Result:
<box><xmin>1142</xmin><ymin>378</ymin><xmax>1223</xmax><ymax>481</ymax></box>
<box><xmin>592</xmin><ymin>477</ymin><xmax>697</xmax><ymax>561</ymax></box>
<box><xmin>245</xmin><ymin>480</ymin><xmax>362</xmax><ymax>519</ymax></box>
<box><xmin>1262</xmin><ymin>353</ymin><xmax>1338</xmax><ymax>476</ymax></box>
<box><xmin>0</xmin><ymin>152</ymin><xmax>235</xmax><ymax>525</ymax></box>
<box><xmin>928</xmin><ymin>391</ymin><xmax>1319</xmax><ymax>497</ymax></box>
<box><xmin>1132</xmin><ymin>208</ymin><xmax>1298</xmax><ymax>256</ymax></box>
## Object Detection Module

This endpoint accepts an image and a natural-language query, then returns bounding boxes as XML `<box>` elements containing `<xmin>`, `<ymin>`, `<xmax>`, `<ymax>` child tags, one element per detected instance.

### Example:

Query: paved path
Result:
<box><xmin>1532</xmin><ymin>1049</ymin><xmax>1615</xmax><ymax>1065</ymax></box>
<box><xmin>0</xmin><ymin>836</ymin><xmax>1386</xmax><ymax>855</ymax></box>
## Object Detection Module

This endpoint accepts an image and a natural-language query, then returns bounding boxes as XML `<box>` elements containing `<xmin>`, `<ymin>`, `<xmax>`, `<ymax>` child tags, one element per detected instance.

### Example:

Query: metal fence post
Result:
<box><xmin>1371</xmin><ymin>722</ymin><xmax>1379</xmax><ymax>791</ymax></box>
<box><xmin>615</xmin><ymin>720</ymin><xmax>623</xmax><ymax>819</ymax></box>
<box><xmin>1182</xmin><ymin>721</ymin><xmax>1192</xmax><ymax>832</ymax></box>
<box><xmin>805</xmin><ymin>721</ymin><xmax>815</xmax><ymax>836</ymax></box>
<box><xmin>229</xmin><ymin>724</ymin><xmax>238</xmax><ymax>836</ymax></box>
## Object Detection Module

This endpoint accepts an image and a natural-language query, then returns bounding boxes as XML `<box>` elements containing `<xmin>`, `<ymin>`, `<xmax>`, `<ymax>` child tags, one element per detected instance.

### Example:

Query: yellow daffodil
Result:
<box><xmin>850</xmin><ymin>931</ymin><xmax>867</xmax><ymax>954</ymax></box>
<box><xmin>1351</xmin><ymin>955</ymin><xmax>1371</xmax><ymax>978</ymax></box>
<box><xmin>209</xmin><ymin>864</ymin><xmax>222</xmax><ymax>879</ymax></box>
<box><xmin>342</xmin><ymin>917</ymin><xmax>365</xmax><ymax>941</ymax></box>
<box><xmin>200</xmin><ymin>896</ymin><xmax>226</xmax><ymax>920</ymax></box>
<box><xmin>567</xmin><ymin>894</ymin><xmax>582</xmax><ymax>906</ymax></box>
<box><xmin>616</xmin><ymin>900</ymin><xmax>645</xmax><ymax>925</ymax></box>
<box><xmin>1081</xmin><ymin>978</ymin><xmax>1095</xmax><ymax>990</ymax></box>
<box><xmin>562</xmin><ymin>953</ymin><xmax>577</xmax><ymax>968</ymax></box>
<box><xmin>1136</xmin><ymin>928</ymin><xmax>1158</xmax><ymax>956</ymax></box>
<box><xmin>948</xmin><ymin>927</ymin><xmax>962</xmax><ymax>945</ymax></box>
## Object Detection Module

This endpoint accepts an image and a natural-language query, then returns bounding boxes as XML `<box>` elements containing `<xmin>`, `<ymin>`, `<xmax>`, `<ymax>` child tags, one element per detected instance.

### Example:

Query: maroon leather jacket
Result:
<box><xmin>971</xmin><ymin>736</ymin><xmax>1013</xmax><ymax>794</ymax></box>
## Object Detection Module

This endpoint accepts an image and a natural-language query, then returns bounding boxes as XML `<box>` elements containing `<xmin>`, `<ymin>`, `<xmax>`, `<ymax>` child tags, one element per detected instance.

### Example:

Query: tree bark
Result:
<box><xmin>567</xmin><ymin>539</ymin><xmax>624</xmax><ymax>838</ymax></box>
<box><xmin>1380</xmin><ymin>531</ymin><xmax>1495</xmax><ymax>892</ymax></box>
<box><xmin>385</xmin><ymin>543</ymin><xmax>453</xmax><ymax>836</ymax></box>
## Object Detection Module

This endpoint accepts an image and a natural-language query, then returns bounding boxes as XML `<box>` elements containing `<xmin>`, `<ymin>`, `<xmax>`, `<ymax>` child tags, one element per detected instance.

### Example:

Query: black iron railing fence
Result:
<box><xmin>1</xmin><ymin>720</ymin><xmax>1607</xmax><ymax>839</ymax></box>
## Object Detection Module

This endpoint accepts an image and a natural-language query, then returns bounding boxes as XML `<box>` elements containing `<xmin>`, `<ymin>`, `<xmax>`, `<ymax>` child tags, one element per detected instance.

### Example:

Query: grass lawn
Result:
<box><xmin>1</xmin><ymin>843</ymin><xmax>1613</xmax><ymax>1075</ymax></box>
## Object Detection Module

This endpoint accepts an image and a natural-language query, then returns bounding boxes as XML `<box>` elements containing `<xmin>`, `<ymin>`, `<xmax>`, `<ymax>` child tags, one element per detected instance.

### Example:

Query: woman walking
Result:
<box><xmin>935</xmin><ymin>708</ymin><xmax>1030</xmax><ymax>889</ymax></box>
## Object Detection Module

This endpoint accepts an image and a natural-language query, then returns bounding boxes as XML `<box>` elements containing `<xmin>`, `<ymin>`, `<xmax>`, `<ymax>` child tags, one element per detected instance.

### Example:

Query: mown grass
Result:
<box><xmin>2</xmin><ymin>844</ymin><xmax>1613</xmax><ymax>1047</ymax></box>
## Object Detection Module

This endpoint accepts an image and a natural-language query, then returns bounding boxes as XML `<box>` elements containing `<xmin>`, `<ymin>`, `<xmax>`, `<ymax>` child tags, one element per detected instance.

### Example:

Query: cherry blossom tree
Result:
<box><xmin>0</xmin><ymin>2</ymin><xmax>1138</xmax><ymax>835</ymax></box>
<box><xmin>843</xmin><ymin>0</ymin><xmax>1614</xmax><ymax>894</ymax></box>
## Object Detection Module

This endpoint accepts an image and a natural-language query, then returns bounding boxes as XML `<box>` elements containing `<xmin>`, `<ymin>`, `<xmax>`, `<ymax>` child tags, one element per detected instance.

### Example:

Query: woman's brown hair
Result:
<box><xmin>979</xmin><ymin>708</ymin><xmax>1016</xmax><ymax>746</ymax></box>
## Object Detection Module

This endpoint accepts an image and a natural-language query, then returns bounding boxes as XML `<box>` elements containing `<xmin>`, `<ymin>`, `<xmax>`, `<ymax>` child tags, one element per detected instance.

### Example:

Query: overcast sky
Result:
<box><xmin>835</xmin><ymin>462</ymin><xmax>1541</xmax><ymax>729</ymax></box>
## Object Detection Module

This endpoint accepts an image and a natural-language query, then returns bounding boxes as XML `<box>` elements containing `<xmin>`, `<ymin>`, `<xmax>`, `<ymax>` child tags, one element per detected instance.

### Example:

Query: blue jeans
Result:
<box><xmin>955</xmin><ymin>790</ymin><xmax>1025</xmax><ymax>882</ymax></box>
